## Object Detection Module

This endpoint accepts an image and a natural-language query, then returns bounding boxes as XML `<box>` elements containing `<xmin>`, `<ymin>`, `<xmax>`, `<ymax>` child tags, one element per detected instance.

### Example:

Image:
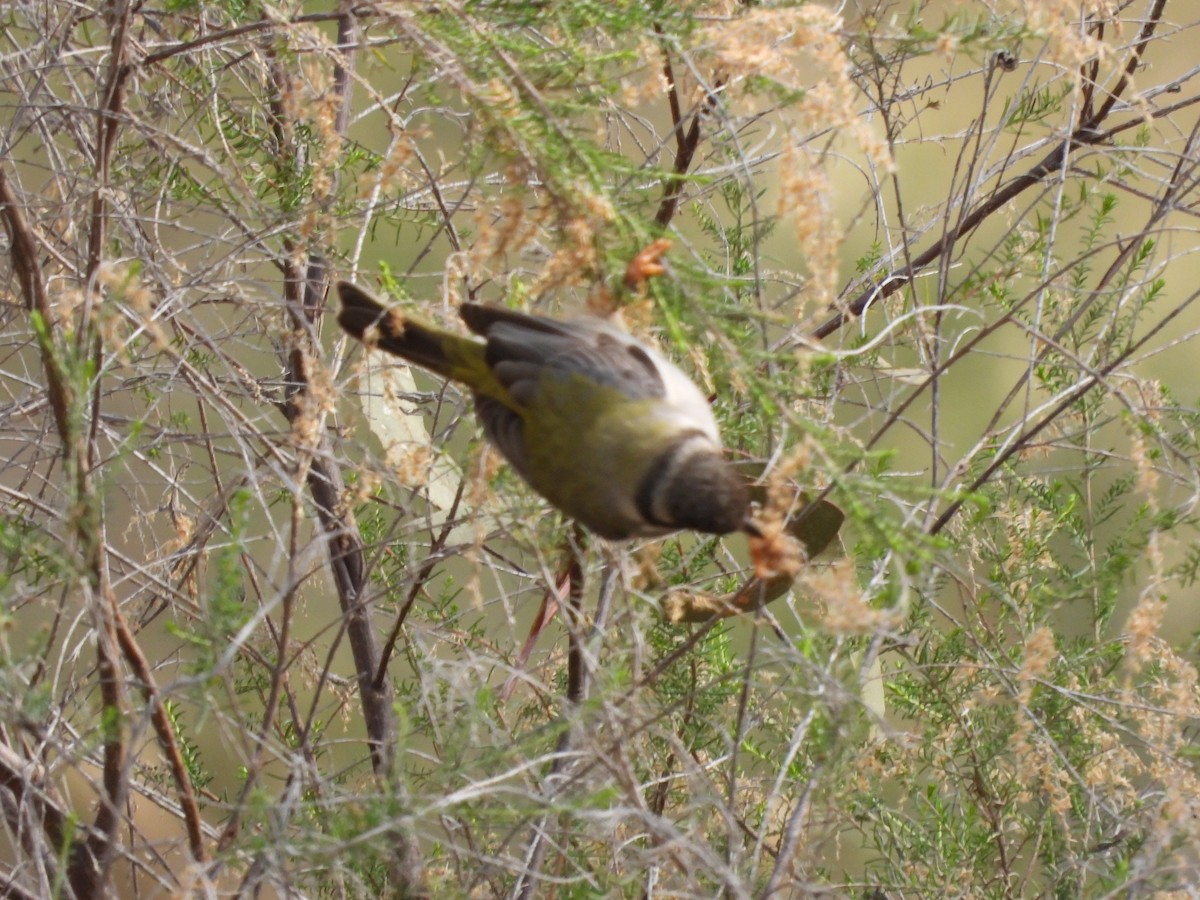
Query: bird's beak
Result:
<box><xmin>741</xmin><ymin>516</ymin><xmax>764</xmax><ymax>538</ymax></box>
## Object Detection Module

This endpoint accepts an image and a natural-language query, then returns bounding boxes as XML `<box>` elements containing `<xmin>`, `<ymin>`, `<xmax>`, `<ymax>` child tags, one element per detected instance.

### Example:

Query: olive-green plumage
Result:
<box><xmin>336</xmin><ymin>281</ymin><xmax>749</xmax><ymax>540</ymax></box>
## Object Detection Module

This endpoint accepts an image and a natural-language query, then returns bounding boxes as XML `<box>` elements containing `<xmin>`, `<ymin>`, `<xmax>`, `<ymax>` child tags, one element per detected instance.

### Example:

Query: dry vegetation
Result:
<box><xmin>1</xmin><ymin>0</ymin><xmax>1200</xmax><ymax>897</ymax></box>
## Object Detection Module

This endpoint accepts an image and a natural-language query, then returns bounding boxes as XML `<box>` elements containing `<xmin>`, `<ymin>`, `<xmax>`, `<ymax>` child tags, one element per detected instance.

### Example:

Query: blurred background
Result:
<box><xmin>2</xmin><ymin>0</ymin><xmax>1199</xmax><ymax>896</ymax></box>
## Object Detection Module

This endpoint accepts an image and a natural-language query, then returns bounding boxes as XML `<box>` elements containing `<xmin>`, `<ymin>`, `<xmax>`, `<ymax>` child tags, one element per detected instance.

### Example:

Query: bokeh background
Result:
<box><xmin>2</xmin><ymin>0</ymin><xmax>1199</xmax><ymax>896</ymax></box>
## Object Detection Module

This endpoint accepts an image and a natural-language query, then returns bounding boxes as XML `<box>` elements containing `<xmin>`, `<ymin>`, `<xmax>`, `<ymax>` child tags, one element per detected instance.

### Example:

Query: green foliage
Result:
<box><xmin>164</xmin><ymin>699</ymin><xmax>213</xmax><ymax>792</ymax></box>
<box><xmin>3</xmin><ymin>0</ymin><xmax>1199</xmax><ymax>897</ymax></box>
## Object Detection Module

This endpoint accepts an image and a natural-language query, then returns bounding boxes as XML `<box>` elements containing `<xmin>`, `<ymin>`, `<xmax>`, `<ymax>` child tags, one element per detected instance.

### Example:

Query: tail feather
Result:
<box><xmin>337</xmin><ymin>281</ymin><xmax>457</xmax><ymax>378</ymax></box>
<box><xmin>336</xmin><ymin>281</ymin><xmax>388</xmax><ymax>340</ymax></box>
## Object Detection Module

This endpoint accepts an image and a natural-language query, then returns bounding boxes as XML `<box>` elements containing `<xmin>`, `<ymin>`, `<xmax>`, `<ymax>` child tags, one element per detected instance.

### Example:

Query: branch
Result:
<box><xmin>263</xmin><ymin>11</ymin><xmax>426</xmax><ymax>894</ymax></box>
<box><xmin>652</xmin><ymin>29</ymin><xmax>724</xmax><ymax>230</ymax></box>
<box><xmin>813</xmin><ymin>0</ymin><xmax>1170</xmax><ymax>340</ymax></box>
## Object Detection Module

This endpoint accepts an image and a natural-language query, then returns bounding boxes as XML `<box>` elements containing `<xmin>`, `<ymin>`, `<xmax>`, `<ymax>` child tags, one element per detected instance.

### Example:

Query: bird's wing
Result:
<box><xmin>460</xmin><ymin>304</ymin><xmax>667</xmax><ymax>405</ymax></box>
<box><xmin>474</xmin><ymin>394</ymin><xmax>532</xmax><ymax>480</ymax></box>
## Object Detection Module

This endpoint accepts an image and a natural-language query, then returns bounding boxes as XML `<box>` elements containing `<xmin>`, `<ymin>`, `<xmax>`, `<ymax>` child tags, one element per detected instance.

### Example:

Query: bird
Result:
<box><xmin>335</xmin><ymin>281</ymin><xmax>753</xmax><ymax>540</ymax></box>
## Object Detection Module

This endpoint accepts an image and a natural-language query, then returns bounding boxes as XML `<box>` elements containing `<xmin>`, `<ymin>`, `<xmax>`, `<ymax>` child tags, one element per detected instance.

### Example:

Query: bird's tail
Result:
<box><xmin>337</xmin><ymin>281</ymin><xmax>461</xmax><ymax>380</ymax></box>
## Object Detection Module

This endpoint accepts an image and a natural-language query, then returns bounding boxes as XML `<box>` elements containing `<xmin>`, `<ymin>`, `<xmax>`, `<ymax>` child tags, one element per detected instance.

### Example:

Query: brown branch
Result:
<box><xmin>1090</xmin><ymin>0</ymin><xmax>1168</xmax><ymax>124</ymax></box>
<box><xmin>71</xmin><ymin>584</ymin><xmax>127</xmax><ymax>900</ymax></box>
<box><xmin>263</xmin><ymin>13</ymin><xmax>399</xmax><ymax>773</ymax></box>
<box><xmin>812</xmin><ymin>0</ymin><xmax>1170</xmax><ymax>341</ymax></box>
<box><xmin>652</xmin><ymin>32</ymin><xmax>723</xmax><ymax>230</ymax></box>
<box><xmin>562</xmin><ymin>532</ymin><xmax>590</xmax><ymax>704</ymax></box>
<box><xmin>68</xmin><ymin>6</ymin><xmax>138</xmax><ymax>895</ymax></box>
<box><xmin>286</xmin><ymin>104</ymin><xmax>397</xmax><ymax>780</ymax></box>
<box><xmin>140</xmin><ymin>11</ymin><xmax>346</xmax><ymax>67</ymax></box>
<box><xmin>0</xmin><ymin>168</ymin><xmax>70</xmax><ymax>440</ymax></box>
<box><xmin>1</xmin><ymin>16</ymin><xmax>140</xmax><ymax>893</ymax></box>
<box><xmin>111</xmin><ymin>609</ymin><xmax>207</xmax><ymax>863</ymax></box>
<box><xmin>262</xmin><ymin>12</ymin><xmax>425</xmax><ymax>894</ymax></box>
<box><xmin>513</xmin><ymin>537</ymin><xmax>611</xmax><ymax>900</ymax></box>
